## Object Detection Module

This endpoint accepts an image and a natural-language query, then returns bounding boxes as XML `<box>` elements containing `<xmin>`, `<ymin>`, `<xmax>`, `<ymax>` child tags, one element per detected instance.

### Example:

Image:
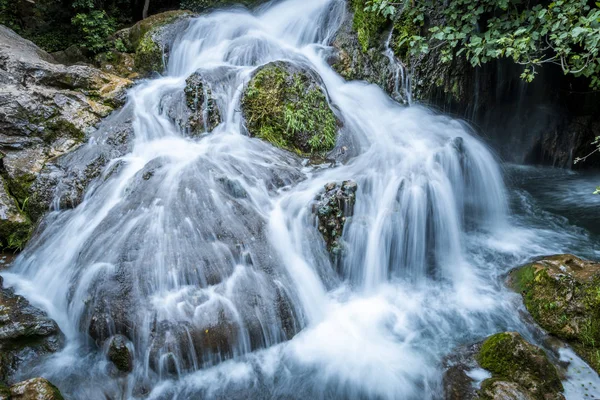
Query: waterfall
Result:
<box><xmin>2</xmin><ymin>0</ymin><xmax>557</xmax><ymax>399</ymax></box>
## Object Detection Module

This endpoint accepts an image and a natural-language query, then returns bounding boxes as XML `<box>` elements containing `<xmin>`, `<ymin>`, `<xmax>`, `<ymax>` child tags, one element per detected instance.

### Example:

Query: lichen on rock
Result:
<box><xmin>509</xmin><ymin>254</ymin><xmax>600</xmax><ymax>374</ymax></box>
<box><xmin>241</xmin><ymin>62</ymin><xmax>339</xmax><ymax>155</ymax></box>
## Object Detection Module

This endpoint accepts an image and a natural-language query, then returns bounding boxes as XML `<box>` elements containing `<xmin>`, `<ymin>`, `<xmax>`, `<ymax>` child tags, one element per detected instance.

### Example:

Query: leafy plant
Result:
<box><xmin>366</xmin><ymin>0</ymin><xmax>600</xmax><ymax>89</ymax></box>
<box><xmin>72</xmin><ymin>9</ymin><xmax>117</xmax><ymax>54</ymax></box>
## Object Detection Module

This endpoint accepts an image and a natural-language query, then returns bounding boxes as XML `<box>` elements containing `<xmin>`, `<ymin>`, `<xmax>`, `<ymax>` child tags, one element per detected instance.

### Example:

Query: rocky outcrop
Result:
<box><xmin>0</xmin><ymin>279</ymin><xmax>63</xmax><ymax>383</ymax></box>
<box><xmin>95</xmin><ymin>10</ymin><xmax>194</xmax><ymax>78</ymax></box>
<box><xmin>241</xmin><ymin>62</ymin><xmax>339</xmax><ymax>155</ymax></box>
<box><xmin>444</xmin><ymin>332</ymin><xmax>564</xmax><ymax>400</ymax></box>
<box><xmin>313</xmin><ymin>181</ymin><xmax>357</xmax><ymax>260</ymax></box>
<box><xmin>509</xmin><ymin>254</ymin><xmax>600</xmax><ymax>373</ymax></box>
<box><xmin>0</xmin><ymin>25</ymin><xmax>132</xmax><ymax>250</ymax></box>
<box><xmin>180</xmin><ymin>0</ymin><xmax>269</xmax><ymax>12</ymax></box>
<box><xmin>5</xmin><ymin>377</ymin><xmax>64</xmax><ymax>400</ymax></box>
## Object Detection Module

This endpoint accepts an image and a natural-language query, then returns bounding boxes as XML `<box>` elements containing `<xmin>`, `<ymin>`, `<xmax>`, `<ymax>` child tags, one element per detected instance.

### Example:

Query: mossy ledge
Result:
<box><xmin>509</xmin><ymin>254</ymin><xmax>600</xmax><ymax>374</ymax></box>
<box><xmin>241</xmin><ymin>62</ymin><xmax>339</xmax><ymax>155</ymax></box>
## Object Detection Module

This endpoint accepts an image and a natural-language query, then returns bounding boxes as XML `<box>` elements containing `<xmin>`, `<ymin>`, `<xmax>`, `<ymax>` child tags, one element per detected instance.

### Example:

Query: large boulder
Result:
<box><xmin>444</xmin><ymin>332</ymin><xmax>564</xmax><ymax>400</ymax></box>
<box><xmin>183</xmin><ymin>72</ymin><xmax>221</xmax><ymax>134</ymax></box>
<box><xmin>0</xmin><ymin>280</ymin><xmax>63</xmax><ymax>383</ymax></box>
<box><xmin>241</xmin><ymin>62</ymin><xmax>339</xmax><ymax>155</ymax></box>
<box><xmin>509</xmin><ymin>254</ymin><xmax>600</xmax><ymax>374</ymax></box>
<box><xmin>0</xmin><ymin>25</ymin><xmax>132</xmax><ymax>249</ymax></box>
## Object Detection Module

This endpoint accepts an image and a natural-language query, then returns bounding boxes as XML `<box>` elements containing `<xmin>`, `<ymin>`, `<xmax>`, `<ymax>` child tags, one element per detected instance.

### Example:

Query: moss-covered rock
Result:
<box><xmin>313</xmin><ymin>181</ymin><xmax>357</xmax><ymax>262</ymax></box>
<box><xmin>0</xmin><ymin>177</ymin><xmax>32</xmax><ymax>252</ymax></box>
<box><xmin>9</xmin><ymin>377</ymin><xmax>64</xmax><ymax>400</ymax></box>
<box><xmin>476</xmin><ymin>332</ymin><xmax>563</xmax><ymax>400</ymax></box>
<box><xmin>184</xmin><ymin>72</ymin><xmax>221</xmax><ymax>133</ymax></box>
<box><xmin>350</xmin><ymin>0</ymin><xmax>390</xmax><ymax>53</ymax></box>
<box><xmin>509</xmin><ymin>254</ymin><xmax>600</xmax><ymax>374</ymax></box>
<box><xmin>443</xmin><ymin>332</ymin><xmax>564</xmax><ymax>400</ymax></box>
<box><xmin>241</xmin><ymin>62</ymin><xmax>338</xmax><ymax>155</ymax></box>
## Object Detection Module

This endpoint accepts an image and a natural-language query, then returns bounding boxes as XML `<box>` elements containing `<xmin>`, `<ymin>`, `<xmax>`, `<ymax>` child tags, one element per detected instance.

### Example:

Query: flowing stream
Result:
<box><xmin>4</xmin><ymin>0</ymin><xmax>600</xmax><ymax>398</ymax></box>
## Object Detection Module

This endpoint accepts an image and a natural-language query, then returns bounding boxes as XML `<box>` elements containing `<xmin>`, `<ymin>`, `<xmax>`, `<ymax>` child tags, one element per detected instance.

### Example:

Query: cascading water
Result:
<box><xmin>3</xmin><ymin>0</ymin><xmax>600</xmax><ymax>399</ymax></box>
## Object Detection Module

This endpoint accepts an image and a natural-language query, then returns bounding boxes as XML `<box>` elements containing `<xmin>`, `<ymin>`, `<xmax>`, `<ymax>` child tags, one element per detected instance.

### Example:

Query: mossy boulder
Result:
<box><xmin>476</xmin><ymin>332</ymin><xmax>564</xmax><ymax>400</ymax></box>
<box><xmin>509</xmin><ymin>254</ymin><xmax>600</xmax><ymax>374</ymax></box>
<box><xmin>443</xmin><ymin>332</ymin><xmax>564</xmax><ymax>400</ymax></box>
<box><xmin>0</xmin><ymin>178</ymin><xmax>32</xmax><ymax>252</ymax></box>
<box><xmin>350</xmin><ymin>0</ymin><xmax>390</xmax><ymax>53</ymax></box>
<box><xmin>312</xmin><ymin>181</ymin><xmax>357</xmax><ymax>262</ymax></box>
<box><xmin>241</xmin><ymin>62</ymin><xmax>339</xmax><ymax>155</ymax></box>
<box><xmin>107</xmin><ymin>334</ymin><xmax>133</xmax><ymax>373</ymax></box>
<box><xmin>184</xmin><ymin>72</ymin><xmax>221</xmax><ymax>133</ymax></box>
<box><xmin>9</xmin><ymin>378</ymin><xmax>64</xmax><ymax>400</ymax></box>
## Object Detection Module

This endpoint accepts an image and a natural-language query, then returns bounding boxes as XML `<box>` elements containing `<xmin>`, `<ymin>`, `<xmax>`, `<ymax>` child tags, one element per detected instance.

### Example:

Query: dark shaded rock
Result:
<box><xmin>444</xmin><ymin>332</ymin><xmax>564</xmax><ymax>400</ymax></box>
<box><xmin>180</xmin><ymin>0</ymin><xmax>269</xmax><ymax>12</ymax></box>
<box><xmin>9</xmin><ymin>377</ymin><xmax>64</xmax><ymax>400</ymax></box>
<box><xmin>241</xmin><ymin>61</ymin><xmax>339</xmax><ymax>155</ymax></box>
<box><xmin>184</xmin><ymin>72</ymin><xmax>221</xmax><ymax>134</ymax></box>
<box><xmin>0</xmin><ymin>177</ymin><xmax>31</xmax><ymax>251</ymax></box>
<box><xmin>107</xmin><ymin>334</ymin><xmax>133</xmax><ymax>373</ymax></box>
<box><xmin>0</xmin><ymin>283</ymin><xmax>63</xmax><ymax>383</ymax></box>
<box><xmin>313</xmin><ymin>180</ymin><xmax>357</xmax><ymax>261</ymax></box>
<box><xmin>509</xmin><ymin>254</ymin><xmax>600</xmax><ymax>373</ymax></box>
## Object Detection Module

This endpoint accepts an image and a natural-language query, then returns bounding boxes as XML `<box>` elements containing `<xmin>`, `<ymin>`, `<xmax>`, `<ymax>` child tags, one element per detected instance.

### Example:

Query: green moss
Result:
<box><xmin>351</xmin><ymin>0</ymin><xmax>389</xmax><ymax>52</ymax></box>
<box><xmin>511</xmin><ymin>261</ymin><xmax>600</xmax><ymax>373</ymax></box>
<box><xmin>0</xmin><ymin>381</ymin><xmax>9</xmax><ymax>398</ymax></box>
<box><xmin>134</xmin><ymin>34</ymin><xmax>163</xmax><ymax>75</ymax></box>
<box><xmin>180</xmin><ymin>0</ymin><xmax>266</xmax><ymax>12</ymax></box>
<box><xmin>242</xmin><ymin>64</ymin><xmax>338</xmax><ymax>155</ymax></box>
<box><xmin>0</xmin><ymin>215</ymin><xmax>32</xmax><ymax>253</ymax></box>
<box><xmin>476</xmin><ymin>332</ymin><xmax>563</xmax><ymax>400</ymax></box>
<box><xmin>43</xmin><ymin>119</ymin><xmax>85</xmax><ymax>144</ymax></box>
<box><xmin>392</xmin><ymin>11</ymin><xmax>419</xmax><ymax>62</ymax></box>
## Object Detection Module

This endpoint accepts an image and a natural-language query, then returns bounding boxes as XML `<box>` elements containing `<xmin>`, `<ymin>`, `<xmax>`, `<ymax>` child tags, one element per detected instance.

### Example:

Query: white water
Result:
<box><xmin>3</xmin><ymin>0</ymin><xmax>600</xmax><ymax>399</ymax></box>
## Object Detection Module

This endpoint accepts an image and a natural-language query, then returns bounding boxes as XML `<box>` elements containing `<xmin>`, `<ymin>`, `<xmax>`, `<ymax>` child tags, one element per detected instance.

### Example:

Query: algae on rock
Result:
<box><xmin>241</xmin><ymin>62</ymin><xmax>338</xmax><ymax>155</ymax></box>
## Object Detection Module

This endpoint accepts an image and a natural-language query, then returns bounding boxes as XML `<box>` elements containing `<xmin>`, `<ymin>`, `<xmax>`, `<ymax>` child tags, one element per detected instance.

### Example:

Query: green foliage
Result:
<box><xmin>72</xmin><ymin>9</ymin><xmax>117</xmax><ymax>54</ymax></box>
<box><xmin>352</xmin><ymin>0</ymin><xmax>390</xmax><ymax>52</ymax></box>
<box><xmin>366</xmin><ymin>0</ymin><xmax>600</xmax><ymax>89</ymax></box>
<box><xmin>242</xmin><ymin>64</ymin><xmax>338</xmax><ymax>154</ymax></box>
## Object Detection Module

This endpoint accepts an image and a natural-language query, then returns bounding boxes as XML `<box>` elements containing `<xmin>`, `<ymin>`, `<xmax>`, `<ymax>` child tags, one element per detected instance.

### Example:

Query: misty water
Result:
<box><xmin>3</xmin><ymin>0</ymin><xmax>600</xmax><ymax>398</ymax></box>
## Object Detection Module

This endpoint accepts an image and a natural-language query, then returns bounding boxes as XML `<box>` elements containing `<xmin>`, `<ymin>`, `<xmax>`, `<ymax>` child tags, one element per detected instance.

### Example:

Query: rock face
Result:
<box><xmin>0</xmin><ymin>25</ymin><xmax>132</xmax><ymax>250</ymax></box>
<box><xmin>183</xmin><ymin>72</ymin><xmax>221</xmax><ymax>134</ymax></box>
<box><xmin>6</xmin><ymin>377</ymin><xmax>64</xmax><ymax>400</ymax></box>
<box><xmin>313</xmin><ymin>181</ymin><xmax>357</xmax><ymax>260</ymax></box>
<box><xmin>509</xmin><ymin>254</ymin><xmax>600</xmax><ymax>373</ymax></box>
<box><xmin>241</xmin><ymin>62</ymin><xmax>339</xmax><ymax>155</ymax></box>
<box><xmin>0</xmin><ymin>281</ymin><xmax>63</xmax><ymax>383</ymax></box>
<box><xmin>180</xmin><ymin>0</ymin><xmax>269</xmax><ymax>12</ymax></box>
<box><xmin>95</xmin><ymin>10</ymin><xmax>194</xmax><ymax>78</ymax></box>
<box><xmin>444</xmin><ymin>332</ymin><xmax>564</xmax><ymax>400</ymax></box>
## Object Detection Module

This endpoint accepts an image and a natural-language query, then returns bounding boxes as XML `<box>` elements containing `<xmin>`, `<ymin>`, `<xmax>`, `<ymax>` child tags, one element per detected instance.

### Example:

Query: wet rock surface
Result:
<box><xmin>183</xmin><ymin>72</ymin><xmax>221</xmax><ymax>134</ymax></box>
<box><xmin>313</xmin><ymin>181</ymin><xmax>357</xmax><ymax>261</ymax></box>
<box><xmin>0</xmin><ymin>280</ymin><xmax>63</xmax><ymax>383</ymax></box>
<box><xmin>107</xmin><ymin>334</ymin><xmax>134</xmax><ymax>373</ymax></box>
<box><xmin>444</xmin><ymin>332</ymin><xmax>565</xmax><ymax>400</ymax></box>
<box><xmin>509</xmin><ymin>254</ymin><xmax>600</xmax><ymax>374</ymax></box>
<box><xmin>6</xmin><ymin>377</ymin><xmax>64</xmax><ymax>400</ymax></box>
<box><xmin>241</xmin><ymin>61</ymin><xmax>339</xmax><ymax>155</ymax></box>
